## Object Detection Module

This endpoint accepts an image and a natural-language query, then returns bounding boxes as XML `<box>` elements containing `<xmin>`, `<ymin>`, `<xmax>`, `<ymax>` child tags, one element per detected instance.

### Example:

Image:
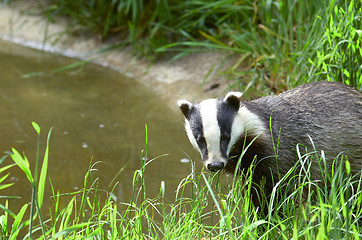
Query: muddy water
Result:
<box><xmin>0</xmin><ymin>40</ymin><xmax>199</xmax><ymax>210</ymax></box>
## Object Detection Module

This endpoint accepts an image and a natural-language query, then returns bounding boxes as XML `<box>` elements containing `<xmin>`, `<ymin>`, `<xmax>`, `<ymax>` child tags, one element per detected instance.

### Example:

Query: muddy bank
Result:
<box><xmin>0</xmin><ymin>3</ymin><xmax>231</xmax><ymax>109</ymax></box>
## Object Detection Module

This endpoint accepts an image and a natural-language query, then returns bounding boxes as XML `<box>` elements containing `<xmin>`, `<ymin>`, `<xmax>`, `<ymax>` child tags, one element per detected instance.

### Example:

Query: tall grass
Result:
<box><xmin>34</xmin><ymin>0</ymin><xmax>362</xmax><ymax>96</ymax></box>
<box><xmin>0</xmin><ymin>123</ymin><xmax>361</xmax><ymax>239</ymax></box>
<box><xmin>307</xmin><ymin>0</ymin><xmax>362</xmax><ymax>89</ymax></box>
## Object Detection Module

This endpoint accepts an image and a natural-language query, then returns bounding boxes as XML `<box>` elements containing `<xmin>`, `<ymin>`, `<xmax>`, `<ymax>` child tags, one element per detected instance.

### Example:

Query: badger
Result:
<box><xmin>178</xmin><ymin>81</ymin><xmax>362</xmax><ymax>204</ymax></box>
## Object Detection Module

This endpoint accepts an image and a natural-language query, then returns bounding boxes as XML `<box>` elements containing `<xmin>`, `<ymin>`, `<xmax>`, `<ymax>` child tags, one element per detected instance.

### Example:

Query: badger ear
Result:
<box><xmin>177</xmin><ymin>99</ymin><xmax>193</xmax><ymax>119</ymax></box>
<box><xmin>223</xmin><ymin>92</ymin><xmax>242</xmax><ymax>111</ymax></box>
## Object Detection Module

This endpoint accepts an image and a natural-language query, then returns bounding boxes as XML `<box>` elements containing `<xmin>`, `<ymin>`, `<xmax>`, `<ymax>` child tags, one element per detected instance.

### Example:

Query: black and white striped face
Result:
<box><xmin>178</xmin><ymin>92</ymin><xmax>246</xmax><ymax>172</ymax></box>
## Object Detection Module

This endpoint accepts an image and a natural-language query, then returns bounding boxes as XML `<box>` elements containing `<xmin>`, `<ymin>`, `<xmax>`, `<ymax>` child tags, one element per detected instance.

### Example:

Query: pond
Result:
<box><xmin>0</xmin><ymin>39</ymin><xmax>199</xmax><ymax>211</ymax></box>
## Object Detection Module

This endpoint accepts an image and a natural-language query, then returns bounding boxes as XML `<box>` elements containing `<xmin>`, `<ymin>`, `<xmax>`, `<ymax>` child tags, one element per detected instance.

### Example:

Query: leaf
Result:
<box><xmin>348</xmin><ymin>0</ymin><xmax>353</xmax><ymax>14</ymax></box>
<box><xmin>38</xmin><ymin>128</ymin><xmax>52</xmax><ymax>208</ymax></box>
<box><xmin>0</xmin><ymin>155</ymin><xmax>7</xmax><ymax>165</ymax></box>
<box><xmin>10</xmin><ymin>149</ymin><xmax>33</xmax><ymax>183</ymax></box>
<box><xmin>343</xmin><ymin>69</ymin><xmax>350</xmax><ymax>78</ymax></box>
<box><xmin>0</xmin><ymin>201</ymin><xmax>16</xmax><ymax>219</ymax></box>
<box><xmin>22</xmin><ymin>72</ymin><xmax>45</xmax><ymax>78</ymax></box>
<box><xmin>32</xmin><ymin>122</ymin><xmax>41</xmax><ymax>135</ymax></box>
<box><xmin>0</xmin><ymin>183</ymin><xmax>14</xmax><ymax>191</ymax></box>
<box><xmin>199</xmin><ymin>30</ymin><xmax>227</xmax><ymax>47</ymax></box>
<box><xmin>0</xmin><ymin>163</ymin><xmax>16</xmax><ymax>175</ymax></box>
<box><xmin>345</xmin><ymin>159</ymin><xmax>351</xmax><ymax>175</ymax></box>
<box><xmin>9</xmin><ymin>204</ymin><xmax>28</xmax><ymax>240</ymax></box>
<box><xmin>0</xmin><ymin>172</ymin><xmax>15</xmax><ymax>190</ymax></box>
<box><xmin>308</xmin><ymin>58</ymin><xmax>315</xmax><ymax>65</ymax></box>
<box><xmin>51</xmin><ymin>223</ymin><xmax>91</xmax><ymax>239</ymax></box>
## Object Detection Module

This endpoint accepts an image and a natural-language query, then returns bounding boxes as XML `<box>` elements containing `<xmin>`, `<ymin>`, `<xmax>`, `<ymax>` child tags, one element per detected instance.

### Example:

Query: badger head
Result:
<box><xmin>178</xmin><ymin>92</ymin><xmax>263</xmax><ymax>172</ymax></box>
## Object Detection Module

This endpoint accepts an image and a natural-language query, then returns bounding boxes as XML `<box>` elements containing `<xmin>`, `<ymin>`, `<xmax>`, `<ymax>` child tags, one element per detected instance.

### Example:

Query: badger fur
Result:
<box><xmin>178</xmin><ymin>81</ymin><xmax>362</xmax><ymax>202</ymax></box>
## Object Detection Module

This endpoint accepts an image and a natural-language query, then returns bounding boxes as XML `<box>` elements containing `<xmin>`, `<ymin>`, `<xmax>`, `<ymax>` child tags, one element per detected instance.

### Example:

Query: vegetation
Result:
<box><xmin>2</xmin><ymin>0</ymin><xmax>362</xmax><ymax>239</ymax></box>
<box><xmin>36</xmin><ymin>0</ymin><xmax>362</xmax><ymax>95</ymax></box>
<box><xmin>1</xmin><ymin>123</ymin><xmax>361</xmax><ymax>239</ymax></box>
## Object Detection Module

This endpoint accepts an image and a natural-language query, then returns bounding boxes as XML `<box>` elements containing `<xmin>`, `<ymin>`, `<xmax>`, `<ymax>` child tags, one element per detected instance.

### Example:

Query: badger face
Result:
<box><xmin>178</xmin><ymin>92</ymin><xmax>248</xmax><ymax>172</ymax></box>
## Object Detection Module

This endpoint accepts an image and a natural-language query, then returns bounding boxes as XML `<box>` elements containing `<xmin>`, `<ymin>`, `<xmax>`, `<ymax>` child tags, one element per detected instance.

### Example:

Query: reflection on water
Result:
<box><xmin>0</xmin><ymin>40</ymin><xmax>199</xmax><ymax>210</ymax></box>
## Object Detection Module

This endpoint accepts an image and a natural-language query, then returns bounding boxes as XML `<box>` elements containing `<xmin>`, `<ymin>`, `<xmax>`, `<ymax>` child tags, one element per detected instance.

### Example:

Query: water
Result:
<box><xmin>0</xmin><ymin>39</ymin><xmax>199</xmax><ymax>211</ymax></box>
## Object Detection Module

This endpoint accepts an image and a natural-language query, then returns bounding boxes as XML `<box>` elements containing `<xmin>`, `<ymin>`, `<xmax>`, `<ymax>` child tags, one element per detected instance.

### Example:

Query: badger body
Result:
<box><xmin>178</xmin><ymin>81</ymin><xmax>362</xmax><ymax>198</ymax></box>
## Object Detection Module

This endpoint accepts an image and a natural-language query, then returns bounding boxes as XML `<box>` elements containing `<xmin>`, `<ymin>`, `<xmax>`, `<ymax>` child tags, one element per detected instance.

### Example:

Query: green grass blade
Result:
<box><xmin>32</xmin><ymin>122</ymin><xmax>41</xmax><ymax>135</ymax></box>
<box><xmin>0</xmin><ymin>183</ymin><xmax>14</xmax><ymax>191</ymax></box>
<box><xmin>0</xmin><ymin>163</ymin><xmax>16</xmax><ymax>191</ymax></box>
<box><xmin>201</xmin><ymin>173</ymin><xmax>235</xmax><ymax>240</ymax></box>
<box><xmin>10</xmin><ymin>149</ymin><xmax>33</xmax><ymax>183</ymax></box>
<box><xmin>51</xmin><ymin>223</ymin><xmax>91</xmax><ymax>240</ymax></box>
<box><xmin>0</xmin><ymin>172</ymin><xmax>14</xmax><ymax>190</ymax></box>
<box><xmin>0</xmin><ymin>201</ymin><xmax>16</xmax><ymax>219</ymax></box>
<box><xmin>38</xmin><ymin>128</ymin><xmax>52</xmax><ymax>208</ymax></box>
<box><xmin>0</xmin><ymin>163</ymin><xmax>16</xmax><ymax>175</ymax></box>
<box><xmin>9</xmin><ymin>204</ymin><xmax>28</xmax><ymax>240</ymax></box>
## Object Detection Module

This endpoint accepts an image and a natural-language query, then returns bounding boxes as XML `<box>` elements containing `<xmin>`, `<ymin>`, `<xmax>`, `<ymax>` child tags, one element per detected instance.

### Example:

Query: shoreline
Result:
<box><xmin>0</xmin><ymin>3</ymin><xmax>230</xmax><ymax>110</ymax></box>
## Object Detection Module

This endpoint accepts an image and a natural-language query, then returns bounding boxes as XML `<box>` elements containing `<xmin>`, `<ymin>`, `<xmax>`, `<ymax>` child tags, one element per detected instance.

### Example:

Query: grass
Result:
<box><xmin>22</xmin><ymin>0</ymin><xmax>361</xmax><ymax>97</ymax></box>
<box><xmin>0</xmin><ymin>123</ymin><xmax>361</xmax><ymax>239</ymax></box>
<box><xmin>1</xmin><ymin>0</ymin><xmax>362</xmax><ymax>238</ymax></box>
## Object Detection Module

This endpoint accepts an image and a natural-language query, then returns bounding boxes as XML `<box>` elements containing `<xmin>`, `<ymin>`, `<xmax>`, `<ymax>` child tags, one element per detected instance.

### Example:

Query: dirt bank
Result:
<box><xmin>0</xmin><ymin>3</ymin><xmax>231</xmax><ymax>110</ymax></box>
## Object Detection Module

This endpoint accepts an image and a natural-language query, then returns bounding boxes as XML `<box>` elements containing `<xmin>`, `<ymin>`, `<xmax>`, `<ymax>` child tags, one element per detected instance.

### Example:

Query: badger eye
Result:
<box><xmin>221</xmin><ymin>134</ymin><xmax>230</xmax><ymax>141</ymax></box>
<box><xmin>196</xmin><ymin>135</ymin><xmax>205</xmax><ymax>143</ymax></box>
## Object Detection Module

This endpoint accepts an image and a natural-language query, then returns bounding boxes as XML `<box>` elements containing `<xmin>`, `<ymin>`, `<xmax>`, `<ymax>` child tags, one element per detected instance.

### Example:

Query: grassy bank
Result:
<box><xmin>29</xmin><ymin>0</ymin><xmax>362</xmax><ymax>95</ymax></box>
<box><xmin>0</xmin><ymin>124</ymin><xmax>361</xmax><ymax>239</ymax></box>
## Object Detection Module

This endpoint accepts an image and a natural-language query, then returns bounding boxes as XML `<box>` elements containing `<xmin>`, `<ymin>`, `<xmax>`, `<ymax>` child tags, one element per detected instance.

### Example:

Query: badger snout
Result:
<box><xmin>207</xmin><ymin>161</ymin><xmax>225</xmax><ymax>172</ymax></box>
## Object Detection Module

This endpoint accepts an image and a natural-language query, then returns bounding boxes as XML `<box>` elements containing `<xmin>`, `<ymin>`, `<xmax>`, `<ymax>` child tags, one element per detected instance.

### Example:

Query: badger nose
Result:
<box><xmin>207</xmin><ymin>162</ymin><xmax>224</xmax><ymax>172</ymax></box>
